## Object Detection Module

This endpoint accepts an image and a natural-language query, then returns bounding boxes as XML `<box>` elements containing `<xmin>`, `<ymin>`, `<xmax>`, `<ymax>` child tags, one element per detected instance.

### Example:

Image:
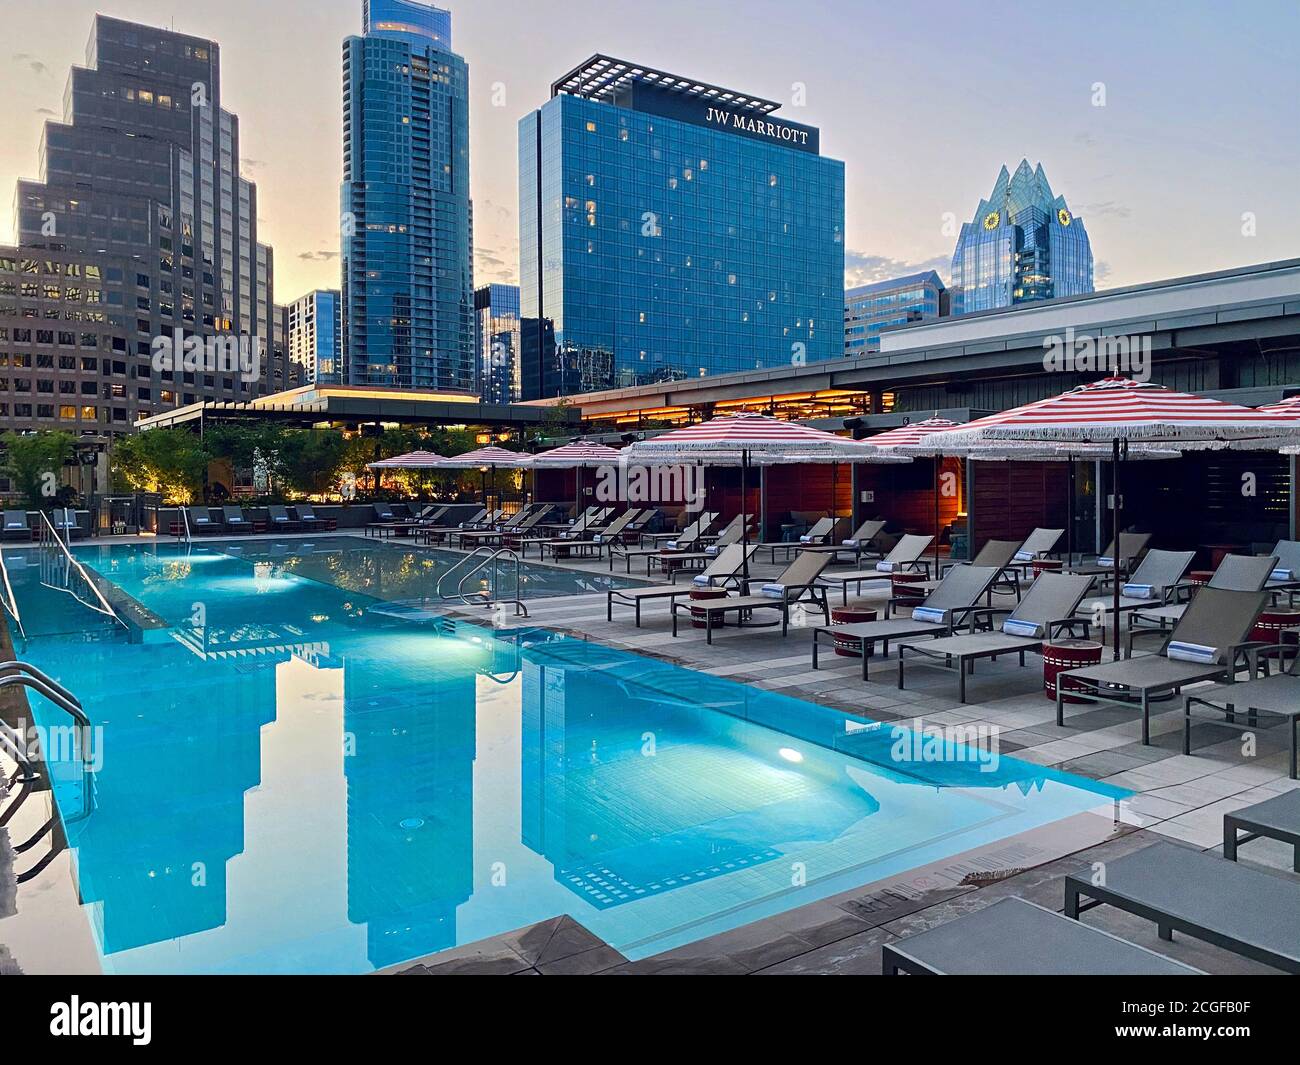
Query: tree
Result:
<box><xmin>1</xmin><ymin>430</ymin><xmax>76</xmax><ymax>508</ymax></box>
<box><xmin>110</xmin><ymin>428</ymin><xmax>208</xmax><ymax>503</ymax></box>
<box><xmin>277</xmin><ymin>429</ymin><xmax>347</xmax><ymax>496</ymax></box>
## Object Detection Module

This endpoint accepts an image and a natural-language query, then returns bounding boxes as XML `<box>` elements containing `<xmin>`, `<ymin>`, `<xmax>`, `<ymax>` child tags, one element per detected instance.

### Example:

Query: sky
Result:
<box><xmin>2</xmin><ymin>0</ymin><xmax>1297</xmax><ymax>303</ymax></box>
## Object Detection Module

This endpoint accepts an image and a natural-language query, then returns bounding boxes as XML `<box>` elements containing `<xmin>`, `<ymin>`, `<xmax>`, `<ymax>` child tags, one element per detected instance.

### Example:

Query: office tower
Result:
<box><xmin>287</xmin><ymin>289</ymin><xmax>343</xmax><ymax>385</ymax></box>
<box><xmin>844</xmin><ymin>271</ymin><xmax>948</xmax><ymax>354</ymax></box>
<box><xmin>474</xmin><ymin>284</ymin><xmax>521</xmax><ymax>404</ymax></box>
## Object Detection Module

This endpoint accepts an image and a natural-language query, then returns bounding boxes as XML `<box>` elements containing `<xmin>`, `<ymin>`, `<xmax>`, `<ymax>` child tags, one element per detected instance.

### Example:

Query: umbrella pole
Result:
<box><xmin>1067</xmin><ymin>455</ymin><xmax>1075</xmax><ymax>569</ymax></box>
<box><xmin>1111</xmin><ymin>437</ymin><xmax>1122</xmax><ymax>661</ymax></box>
<box><xmin>741</xmin><ymin>450</ymin><xmax>750</xmax><ymax>587</ymax></box>
<box><xmin>933</xmin><ymin>458</ymin><xmax>941</xmax><ymax>576</ymax></box>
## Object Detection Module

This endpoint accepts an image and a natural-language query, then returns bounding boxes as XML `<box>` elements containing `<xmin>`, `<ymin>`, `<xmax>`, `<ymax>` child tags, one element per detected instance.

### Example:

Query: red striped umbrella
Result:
<box><xmin>867</xmin><ymin>417</ymin><xmax>962</xmax><ymax>449</ymax></box>
<box><xmin>366</xmin><ymin>450</ymin><xmax>445</xmax><ymax>469</ymax></box>
<box><xmin>627</xmin><ymin>411</ymin><xmax>892</xmax><ymax>462</ymax></box>
<box><xmin>435</xmin><ymin>446</ymin><xmax>531</xmax><ymax>468</ymax></box>
<box><xmin>527</xmin><ymin>441</ymin><xmax>623</xmax><ymax>467</ymax></box>
<box><xmin>1257</xmin><ymin>395</ymin><xmax>1300</xmax><ymax>418</ymax></box>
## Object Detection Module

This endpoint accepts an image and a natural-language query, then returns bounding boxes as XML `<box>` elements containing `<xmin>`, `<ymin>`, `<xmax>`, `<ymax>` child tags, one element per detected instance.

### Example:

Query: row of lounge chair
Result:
<box><xmin>2</xmin><ymin>507</ymin><xmax>86</xmax><ymax>541</ymax></box>
<box><xmin>183</xmin><ymin>504</ymin><xmax>333</xmax><ymax>534</ymax></box>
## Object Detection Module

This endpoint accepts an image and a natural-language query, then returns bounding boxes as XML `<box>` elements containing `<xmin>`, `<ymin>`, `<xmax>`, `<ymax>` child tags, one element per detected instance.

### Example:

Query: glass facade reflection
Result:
<box><xmin>844</xmin><ymin>271</ymin><xmax>948</xmax><ymax>354</ymax></box>
<box><xmin>287</xmin><ymin>289</ymin><xmax>342</xmax><ymax>384</ymax></box>
<box><xmin>519</xmin><ymin>57</ymin><xmax>845</xmax><ymax>399</ymax></box>
<box><xmin>341</xmin><ymin>1</ymin><xmax>473</xmax><ymax>390</ymax></box>
<box><xmin>474</xmin><ymin>283</ymin><xmax>521</xmax><ymax>404</ymax></box>
<box><xmin>951</xmin><ymin>160</ymin><xmax>1092</xmax><ymax>314</ymax></box>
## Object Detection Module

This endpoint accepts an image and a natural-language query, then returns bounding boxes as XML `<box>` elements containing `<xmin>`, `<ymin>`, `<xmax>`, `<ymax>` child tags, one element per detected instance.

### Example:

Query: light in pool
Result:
<box><xmin>778</xmin><ymin>747</ymin><xmax>804</xmax><ymax>764</ymax></box>
<box><xmin>399</xmin><ymin>817</ymin><xmax>425</xmax><ymax>830</ymax></box>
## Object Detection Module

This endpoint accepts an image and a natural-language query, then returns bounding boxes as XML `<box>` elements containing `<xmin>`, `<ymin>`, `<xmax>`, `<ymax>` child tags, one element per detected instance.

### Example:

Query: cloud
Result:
<box><xmin>297</xmin><ymin>250</ymin><xmax>339</xmax><ymax>262</ymax></box>
<box><xmin>13</xmin><ymin>53</ymin><xmax>49</xmax><ymax>76</ymax></box>
<box><xmin>474</xmin><ymin>242</ymin><xmax>517</xmax><ymax>284</ymax></box>
<box><xmin>1094</xmin><ymin>260</ymin><xmax>1113</xmax><ymax>285</ymax></box>
<box><xmin>844</xmin><ymin>250</ymin><xmax>952</xmax><ymax>288</ymax></box>
<box><xmin>34</xmin><ymin>107</ymin><xmax>56</xmax><ymax>117</ymax></box>
<box><xmin>1075</xmin><ymin>200</ymin><xmax>1130</xmax><ymax>219</ymax></box>
<box><xmin>241</xmin><ymin>158</ymin><xmax>266</xmax><ymax>171</ymax></box>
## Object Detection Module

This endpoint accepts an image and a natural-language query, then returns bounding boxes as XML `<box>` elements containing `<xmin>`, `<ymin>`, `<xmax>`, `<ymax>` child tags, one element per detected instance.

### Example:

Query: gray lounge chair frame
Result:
<box><xmin>539</xmin><ymin>509</ymin><xmax>642</xmax><ymax>560</ymax></box>
<box><xmin>815</xmin><ymin>534</ymin><xmax>937</xmax><ymax>605</ymax></box>
<box><xmin>1064</xmin><ymin>841</ymin><xmax>1300</xmax><ymax>973</ymax></box>
<box><xmin>670</xmin><ymin>549</ymin><xmax>834</xmax><ymax>644</ymax></box>
<box><xmin>293</xmin><ymin>504</ymin><xmax>329</xmax><ymax>531</ymax></box>
<box><xmin>2</xmin><ymin>510</ymin><xmax>31</xmax><ymax>542</ymax></box>
<box><xmin>267</xmin><ymin>505</ymin><xmax>300</xmax><ymax>531</ymax></box>
<box><xmin>812</xmin><ymin>565</ymin><xmax>1001</xmax><ymax>681</ymax></box>
<box><xmin>1068</xmin><ymin>531</ymin><xmax>1153</xmax><ymax>580</ymax></box>
<box><xmin>797</xmin><ymin>518</ymin><xmax>888</xmax><ymax>564</ymax></box>
<box><xmin>608</xmin><ymin>512</ymin><xmax>718</xmax><ymax>571</ymax></box>
<box><xmin>897</xmin><ymin>572</ymin><xmax>1096</xmax><ymax>702</ymax></box>
<box><xmin>1184</xmin><ymin>650</ymin><xmax>1300</xmax><ymax>779</ymax></box>
<box><xmin>1130</xmin><ymin>553</ymin><xmax>1277</xmax><ymax>652</ymax></box>
<box><xmin>1075</xmin><ymin>548</ymin><xmax>1196</xmax><ymax>630</ymax></box>
<box><xmin>1057</xmin><ymin>587</ymin><xmax>1268</xmax><ymax>744</ymax></box>
<box><xmin>1223</xmin><ymin>790</ymin><xmax>1300</xmax><ymax>871</ymax></box>
<box><xmin>221</xmin><ymin>506</ymin><xmax>252</xmax><ymax>533</ymax></box>
<box><xmin>1006</xmin><ymin>527</ymin><xmax>1066</xmax><ymax>575</ymax></box>
<box><xmin>1264</xmin><ymin>539</ymin><xmax>1300</xmax><ymax>594</ymax></box>
<box><xmin>883</xmin><ymin>897</ymin><xmax>1201</xmax><ymax>975</ymax></box>
<box><xmin>761</xmin><ymin>516</ymin><xmax>844</xmax><ymax>563</ymax></box>
<box><xmin>184</xmin><ymin>506</ymin><xmax>219</xmax><ymax>534</ymax></box>
<box><xmin>606</xmin><ymin>544</ymin><xmax>756</xmax><ymax>625</ymax></box>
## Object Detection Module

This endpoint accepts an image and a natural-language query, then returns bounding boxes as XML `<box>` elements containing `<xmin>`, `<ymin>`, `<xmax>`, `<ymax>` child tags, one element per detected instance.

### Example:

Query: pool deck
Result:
<box><xmin>4</xmin><ymin>531</ymin><xmax>1297</xmax><ymax>975</ymax></box>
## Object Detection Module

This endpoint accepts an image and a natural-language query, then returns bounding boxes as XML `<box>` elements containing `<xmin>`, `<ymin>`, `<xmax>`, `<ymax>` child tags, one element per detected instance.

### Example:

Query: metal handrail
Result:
<box><xmin>179</xmin><ymin>505</ymin><xmax>192</xmax><ymax>543</ymax></box>
<box><xmin>0</xmin><ymin>662</ymin><xmax>95</xmax><ymax>824</ymax></box>
<box><xmin>0</xmin><ymin>542</ymin><xmax>25</xmax><ymax>640</ymax></box>
<box><xmin>37</xmin><ymin>510</ymin><xmax>126</xmax><ymax>628</ymax></box>
<box><xmin>435</xmin><ymin>546</ymin><xmax>529</xmax><ymax>618</ymax></box>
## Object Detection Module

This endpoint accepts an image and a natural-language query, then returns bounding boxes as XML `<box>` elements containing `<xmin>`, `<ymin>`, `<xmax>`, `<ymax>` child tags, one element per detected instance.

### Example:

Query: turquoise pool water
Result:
<box><xmin>7</xmin><ymin>540</ymin><xmax>1125</xmax><ymax>974</ymax></box>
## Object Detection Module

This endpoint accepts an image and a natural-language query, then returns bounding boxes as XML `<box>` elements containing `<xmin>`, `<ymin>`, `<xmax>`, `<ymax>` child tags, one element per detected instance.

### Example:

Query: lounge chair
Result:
<box><xmin>267</xmin><ymin>505</ymin><xmax>300</xmax><ymax>531</ymax></box>
<box><xmin>800</xmin><ymin>518</ymin><xmax>888</xmax><ymax>564</ymax></box>
<box><xmin>606</xmin><ymin>544</ymin><xmax>757</xmax><ymax>626</ymax></box>
<box><xmin>1075</xmin><ymin>548</ymin><xmax>1196</xmax><ymax>631</ymax></box>
<box><xmin>1064</xmin><ymin>841</ymin><xmax>1300</xmax><ymax>973</ymax></box>
<box><xmin>1184</xmin><ymin>649</ymin><xmax>1300</xmax><ymax>779</ymax></box>
<box><xmin>52</xmin><ymin>507</ymin><xmax>83</xmax><ymax>539</ymax></box>
<box><xmin>458</xmin><ymin>506</ymin><xmax>551</xmax><ymax>548</ymax></box>
<box><xmin>882</xmin><ymin>897</ymin><xmax>1200</xmax><ymax>976</ymax></box>
<box><xmin>814</xmin><ymin>534</ymin><xmax>936</xmax><ymax>605</ymax></box>
<box><xmin>184</xmin><ymin>506</ymin><xmax>219</xmax><ymax>535</ymax></box>
<box><xmin>695</xmin><ymin>512</ymin><xmax>748</xmax><ymax>546</ymax></box>
<box><xmin>1068</xmin><ymin>531</ymin><xmax>1153</xmax><ymax>579</ymax></box>
<box><xmin>812</xmin><ymin>565</ymin><xmax>1001</xmax><ymax>681</ymax></box>
<box><xmin>1263</xmin><ymin>539</ymin><xmax>1300</xmax><ymax>598</ymax></box>
<box><xmin>222</xmin><ymin>506</ymin><xmax>253</xmax><ymax>533</ymax></box>
<box><xmin>1056</xmin><ymin>586</ymin><xmax>1268</xmax><ymax>744</ymax></box>
<box><xmin>1130</xmin><ymin>553</ymin><xmax>1277</xmax><ymax>651</ymax></box>
<box><xmin>292</xmin><ymin>504</ymin><xmax>331</xmax><ymax>531</ymax></box>
<box><xmin>758</xmin><ymin>516</ymin><xmax>841</xmax><ymax>563</ymax></box>
<box><xmin>2</xmin><ymin>511</ymin><xmax>30</xmax><ymax>542</ymax></box>
<box><xmin>1005</xmin><ymin>527</ymin><xmax>1066</xmax><ymax>575</ymax></box>
<box><xmin>539</xmin><ymin>509</ymin><xmax>643</xmax><ymax>560</ymax></box>
<box><xmin>914</xmin><ymin>539</ymin><xmax>1026</xmax><ymax>601</ymax></box>
<box><xmin>371</xmin><ymin>502</ymin><xmax>397</xmax><ymax>523</ymax></box>
<box><xmin>665</xmin><ymin>518</ymin><xmax>753</xmax><ymax>571</ymax></box>
<box><xmin>670</xmin><ymin>549</ymin><xmax>834</xmax><ymax>644</ymax></box>
<box><xmin>608</xmin><ymin>512</ymin><xmax>719</xmax><ymax>572</ymax></box>
<box><xmin>1223</xmin><ymin>790</ymin><xmax>1300</xmax><ymax>871</ymax></box>
<box><xmin>897</xmin><ymin>572</ymin><xmax>1095</xmax><ymax>702</ymax></box>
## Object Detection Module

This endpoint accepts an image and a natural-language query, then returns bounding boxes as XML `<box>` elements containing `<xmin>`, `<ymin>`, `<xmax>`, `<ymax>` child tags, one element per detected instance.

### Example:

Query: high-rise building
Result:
<box><xmin>286</xmin><ymin>290</ymin><xmax>342</xmax><ymax>385</ymax></box>
<box><xmin>341</xmin><ymin>0</ymin><xmax>473</xmax><ymax>391</ymax></box>
<box><xmin>950</xmin><ymin>160</ymin><xmax>1092</xmax><ymax>315</ymax></box>
<box><xmin>8</xmin><ymin>15</ymin><xmax>276</xmax><ymax>435</ymax></box>
<box><xmin>844</xmin><ymin>271</ymin><xmax>948</xmax><ymax>355</ymax></box>
<box><xmin>518</xmin><ymin>55</ymin><xmax>845</xmax><ymax>400</ymax></box>
<box><xmin>474</xmin><ymin>284</ymin><xmax>520</xmax><ymax>404</ymax></box>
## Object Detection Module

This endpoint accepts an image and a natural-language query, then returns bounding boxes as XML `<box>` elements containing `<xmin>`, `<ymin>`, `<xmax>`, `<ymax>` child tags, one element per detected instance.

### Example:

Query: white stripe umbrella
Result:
<box><xmin>434</xmin><ymin>446</ymin><xmax>532</xmax><ymax>514</ymax></box>
<box><xmin>865</xmin><ymin>417</ymin><xmax>962</xmax><ymax>573</ymax></box>
<box><xmin>625</xmin><ymin>412</ymin><xmax>906</xmax><ymax>583</ymax></box>
<box><xmin>927</xmin><ymin>376</ymin><xmax>1300</xmax><ymax>658</ymax></box>
<box><xmin>366</xmin><ymin>450</ymin><xmax>446</xmax><ymax>469</ymax></box>
<box><xmin>527</xmin><ymin>441</ymin><xmax>624</xmax><ymax>519</ymax></box>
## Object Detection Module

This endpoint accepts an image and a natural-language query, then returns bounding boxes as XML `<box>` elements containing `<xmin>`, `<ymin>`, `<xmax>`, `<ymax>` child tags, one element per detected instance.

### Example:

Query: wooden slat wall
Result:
<box><xmin>972</xmin><ymin>461</ymin><xmax>1069</xmax><ymax>552</ymax></box>
<box><xmin>853</xmin><ymin>458</ymin><xmax>964</xmax><ymax>541</ymax></box>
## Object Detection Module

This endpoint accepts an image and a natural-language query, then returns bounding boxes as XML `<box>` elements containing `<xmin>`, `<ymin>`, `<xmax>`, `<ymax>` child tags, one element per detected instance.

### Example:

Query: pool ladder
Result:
<box><xmin>436</xmin><ymin>546</ymin><xmax>529</xmax><ymax>618</ymax></box>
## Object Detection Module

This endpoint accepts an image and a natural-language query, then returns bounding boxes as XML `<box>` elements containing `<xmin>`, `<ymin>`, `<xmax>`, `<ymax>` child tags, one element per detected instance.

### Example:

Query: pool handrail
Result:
<box><xmin>37</xmin><ymin>510</ymin><xmax>126</xmax><ymax>629</ymax></box>
<box><xmin>0</xmin><ymin>542</ymin><xmax>26</xmax><ymax>640</ymax></box>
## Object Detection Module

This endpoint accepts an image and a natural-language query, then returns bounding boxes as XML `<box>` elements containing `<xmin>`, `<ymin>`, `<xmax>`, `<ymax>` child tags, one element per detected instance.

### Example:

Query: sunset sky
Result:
<box><xmin>3</xmin><ymin>0</ymin><xmax>1297</xmax><ymax>303</ymax></box>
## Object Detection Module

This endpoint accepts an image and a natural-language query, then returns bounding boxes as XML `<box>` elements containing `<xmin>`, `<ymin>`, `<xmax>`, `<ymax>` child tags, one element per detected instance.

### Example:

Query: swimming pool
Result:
<box><xmin>6</xmin><ymin>539</ymin><xmax>1125</xmax><ymax>973</ymax></box>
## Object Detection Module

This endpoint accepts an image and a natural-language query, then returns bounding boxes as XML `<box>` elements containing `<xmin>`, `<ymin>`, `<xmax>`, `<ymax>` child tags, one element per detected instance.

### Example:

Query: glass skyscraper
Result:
<box><xmin>474</xmin><ymin>284</ymin><xmax>521</xmax><ymax>404</ymax></box>
<box><xmin>950</xmin><ymin>160</ymin><xmax>1093</xmax><ymax>314</ymax></box>
<box><xmin>844</xmin><ymin>271</ymin><xmax>948</xmax><ymax>354</ymax></box>
<box><xmin>341</xmin><ymin>0</ymin><xmax>473</xmax><ymax>391</ymax></box>
<box><xmin>8</xmin><ymin>15</ymin><xmax>275</xmax><ymax>434</ymax></box>
<box><xmin>519</xmin><ymin>56</ymin><xmax>845</xmax><ymax>399</ymax></box>
<box><xmin>287</xmin><ymin>290</ymin><xmax>343</xmax><ymax>385</ymax></box>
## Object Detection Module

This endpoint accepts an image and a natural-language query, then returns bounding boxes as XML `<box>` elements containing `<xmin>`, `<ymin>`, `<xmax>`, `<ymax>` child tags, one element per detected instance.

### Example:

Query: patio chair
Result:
<box><xmin>1011</xmin><ymin>527</ymin><xmax>1065</xmax><ymax>565</ymax></box>
<box><xmin>1075</xmin><ymin>548</ymin><xmax>1196</xmax><ymax>629</ymax></box>
<box><xmin>1068</xmin><ymin>531</ymin><xmax>1152</xmax><ymax>579</ymax></box>
<box><xmin>812</xmin><ymin>565</ymin><xmax>1001</xmax><ymax>681</ymax></box>
<box><xmin>1184</xmin><ymin>646</ymin><xmax>1300</xmax><ymax>779</ymax></box>
<box><xmin>896</xmin><ymin>572</ymin><xmax>1096</xmax><ymax>702</ymax></box>
<box><xmin>759</xmin><ymin>516</ymin><xmax>841</xmax><ymax>563</ymax></box>
<box><xmin>606</xmin><ymin>543</ymin><xmax>757</xmax><ymax>626</ymax></box>
<box><xmin>292</xmin><ymin>504</ymin><xmax>331</xmax><ymax>531</ymax></box>
<box><xmin>882</xmin><ymin>897</ymin><xmax>1200</xmax><ymax>976</ymax></box>
<box><xmin>371</xmin><ymin>502</ymin><xmax>397</xmax><ymax>523</ymax></box>
<box><xmin>267</xmin><ymin>505</ymin><xmax>300</xmax><ymax>531</ymax></box>
<box><xmin>51</xmin><ymin>507</ymin><xmax>84</xmax><ymax>539</ymax></box>
<box><xmin>458</xmin><ymin>506</ymin><xmax>550</xmax><ymax>548</ymax></box>
<box><xmin>1129</xmin><ymin>553</ymin><xmax>1277</xmax><ymax>652</ymax></box>
<box><xmin>666</xmin><ymin>518</ymin><xmax>752</xmax><ymax>570</ymax></box>
<box><xmin>670</xmin><ymin>549</ymin><xmax>835</xmax><ymax>644</ymax></box>
<box><xmin>1064</xmin><ymin>841</ymin><xmax>1300</xmax><ymax>973</ymax></box>
<box><xmin>696</xmin><ymin>512</ymin><xmax>748</xmax><ymax>545</ymax></box>
<box><xmin>800</xmin><ymin>518</ymin><xmax>888</xmax><ymax>564</ymax></box>
<box><xmin>815</xmin><ymin>534</ymin><xmax>936</xmax><ymax>605</ymax></box>
<box><xmin>1263</xmin><ymin>539</ymin><xmax>1300</xmax><ymax>595</ymax></box>
<box><xmin>539</xmin><ymin>509</ymin><xmax>642</xmax><ymax>560</ymax></box>
<box><xmin>1055</xmin><ymin>586</ymin><xmax>1269</xmax><ymax>744</ymax></box>
<box><xmin>917</xmin><ymin>538</ymin><xmax>1026</xmax><ymax>600</ymax></box>
<box><xmin>701</xmin><ymin>515</ymin><xmax>752</xmax><ymax>556</ymax></box>
<box><xmin>608</xmin><ymin>512</ymin><xmax>719</xmax><ymax>572</ymax></box>
<box><xmin>184</xmin><ymin>507</ymin><xmax>219</xmax><ymax>535</ymax></box>
<box><xmin>2</xmin><ymin>511</ymin><xmax>31</xmax><ymax>542</ymax></box>
<box><xmin>222</xmin><ymin>506</ymin><xmax>253</xmax><ymax>533</ymax></box>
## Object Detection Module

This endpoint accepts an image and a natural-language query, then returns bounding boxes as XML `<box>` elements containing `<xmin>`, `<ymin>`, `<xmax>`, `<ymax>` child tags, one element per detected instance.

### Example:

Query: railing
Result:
<box><xmin>37</xmin><ymin>510</ymin><xmax>126</xmax><ymax>629</ymax></box>
<box><xmin>0</xmin><ymin>542</ymin><xmax>25</xmax><ymax>640</ymax></box>
<box><xmin>178</xmin><ymin>505</ymin><xmax>192</xmax><ymax>543</ymax></box>
<box><xmin>435</xmin><ymin>546</ymin><xmax>529</xmax><ymax>618</ymax></box>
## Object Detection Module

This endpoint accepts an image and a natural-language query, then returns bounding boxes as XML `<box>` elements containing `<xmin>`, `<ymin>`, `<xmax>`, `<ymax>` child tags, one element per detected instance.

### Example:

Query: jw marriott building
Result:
<box><xmin>518</xmin><ymin>56</ymin><xmax>845</xmax><ymax>399</ymax></box>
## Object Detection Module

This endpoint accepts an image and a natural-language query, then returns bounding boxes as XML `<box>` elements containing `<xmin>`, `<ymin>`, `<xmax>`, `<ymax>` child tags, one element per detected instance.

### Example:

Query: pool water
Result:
<box><xmin>7</xmin><ymin>540</ymin><xmax>1125</xmax><ymax>974</ymax></box>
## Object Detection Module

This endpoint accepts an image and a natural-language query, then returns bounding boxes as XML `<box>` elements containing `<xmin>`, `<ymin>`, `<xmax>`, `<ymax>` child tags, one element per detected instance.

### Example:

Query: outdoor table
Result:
<box><xmin>689</xmin><ymin>587</ymin><xmax>728</xmax><ymax>629</ymax></box>
<box><xmin>1043</xmin><ymin>639</ymin><xmax>1103</xmax><ymax>703</ymax></box>
<box><xmin>1224</xmin><ymin>791</ymin><xmax>1300</xmax><ymax>873</ymax></box>
<box><xmin>1186</xmin><ymin>570</ymin><xmax>1215</xmax><ymax>586</ymax></box>
<box><xmin>655</xmin><ymin>548</ymin><xmax>690</xmax><ymax>577</ymax></box>
<box><xmin>830</xmin><ymin>606</ymin><xmax>877</xmax><ymax>656</ymax></box>
<box><xmin>891</xmin><ymin>572</ymin><xmax>926</xmax><ymax>604</ymax></box>
<box><xmin>1031</xmin><ymin>558</ymin><xmax>1064</xmax><ymax>578</ymax></box>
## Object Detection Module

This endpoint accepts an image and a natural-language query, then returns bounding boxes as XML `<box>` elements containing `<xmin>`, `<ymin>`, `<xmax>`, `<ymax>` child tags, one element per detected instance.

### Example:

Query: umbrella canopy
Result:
<box><xmin>864</xmin><ymin>417</ymin><xmax>962</xmax><ymax>450</ymax></box>
<box><xmin>964</xmin><ymin>377</ymin><xmax>1297</xmax><ymax>449</ymax></box>
<box><xmin>434</xmin><ymin>445</ymin><xmax>532</xmax><ymax>468</ymax></box>
<box><xmin>1257</xmin><ymin>395</ymin><xmax>1300</xmax><ymax>417</ymax></box>
<box><xmin>625</xmin><ymin>411</ymin><xmax>906</xmax><ymax>465</ymax></box>
<box><xmin>528</xmin><ymin>441</ymin><xmax>623</xmax><ymax>467</ymax></box>
<box><xmin>366</xmin><ymin>450</ymin><xmax>445</xmax><ymax>470</ymax></box>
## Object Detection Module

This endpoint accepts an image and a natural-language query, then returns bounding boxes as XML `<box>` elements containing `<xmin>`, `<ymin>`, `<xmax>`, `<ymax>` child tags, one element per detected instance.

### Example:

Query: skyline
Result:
<box><xmin>3</xmin><ymin>0</ymin><xmax>1297</xmax><ymax>305</ymax></box>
